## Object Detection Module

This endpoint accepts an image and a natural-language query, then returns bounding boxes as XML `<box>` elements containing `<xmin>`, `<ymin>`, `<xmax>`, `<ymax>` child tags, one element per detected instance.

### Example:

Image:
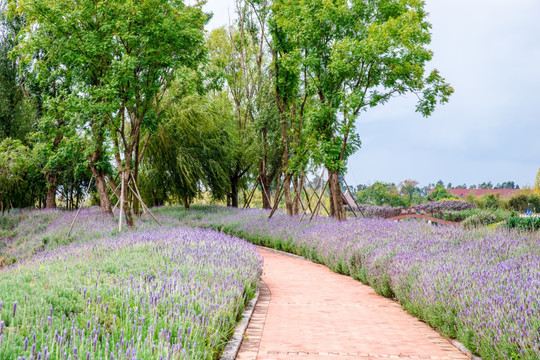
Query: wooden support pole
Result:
<box><xmin>67</xmin><ymin>175</ymin><xmax>94</xmax><ymax>237</ymax></box>
<box><xmin>243</xmin><ymin>176</ymin><xmax>260</xmax><ymax>209</ymax></box>
<box><xmin>309</xmin><ymin>178</ymin><xmax>330</xmax><ymax>222</ymax></box>
<box><xmin>260</xmin><ymin>178</ymin><xmax>272</xmax><ymax>208</ymax></box>
<box><xmin>129</xmin><ymin>173</ymin><xmax>161</xmax><ymax>226</ymax></box>
<box><xmin>304</xmin><ymin>170</ymin><xmax>324</xmax><ymax>208</ymax></box>
<box><xmin>118</xmin><ymin>170</ymin><xmax>125</xmax><ymax>232</ymax></box>
<box><xmin>292</xmin><ymin>176</ymin><xmax>307</xmax><ymax>216</ymax></box>
<box><xmin>268</xmin><ymin>176</ymin><xmax>285</xmax><ymax>219</ymax></box>
<box><xmin>307</xmin><ymin>172</ymin><xmax>330</xmax><ymax>217</ymax></box>
<box><xmin>341</xmin><ymin>175</ymin><xmax>365</xmax><ymax>218</ymax></box>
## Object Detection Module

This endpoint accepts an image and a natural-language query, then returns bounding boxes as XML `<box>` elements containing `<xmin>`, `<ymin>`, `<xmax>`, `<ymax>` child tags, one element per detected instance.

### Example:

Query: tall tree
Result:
<box><xmin>141</xmin><ymin>86</ymin><xmax>231</xmax><ymax>209</ymax></box>
<box><xmin>14</xmin><ymin>0</ymin><xmax>208</xmax><ymax>224</ymax></box>
<box><xmin>272</xmin><ymin>0</ymin><xmax>453</xmax><ymax>220</ymax></box>
<box><xmin>207</xmin><ymin>14</ymin><xmax>265</xmax><ymax>208</ymax></box>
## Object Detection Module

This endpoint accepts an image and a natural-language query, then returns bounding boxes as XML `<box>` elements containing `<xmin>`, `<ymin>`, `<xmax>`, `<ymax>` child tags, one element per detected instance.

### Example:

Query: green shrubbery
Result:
<box><xmin>505</xmin><ymin>216</ymin><xmax>540</xmax><ymax>231</ymax></box>
<box><xmin>462</xmin><ymin>211</ymin><xmax>498</xmax><ymax>229</ymax></box>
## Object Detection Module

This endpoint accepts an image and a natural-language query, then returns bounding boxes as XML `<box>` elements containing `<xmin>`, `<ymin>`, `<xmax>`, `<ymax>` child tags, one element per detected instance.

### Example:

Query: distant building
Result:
<box><xmin>429</xmin><ymin>188</ymin><xmax>520</xmax><ymax>199</ymax></box>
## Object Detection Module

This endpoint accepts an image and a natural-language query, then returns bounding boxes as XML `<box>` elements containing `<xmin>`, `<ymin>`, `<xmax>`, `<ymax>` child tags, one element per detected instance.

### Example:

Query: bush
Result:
<box><xmin>357</xmin><ymin>205</ymin><xmax>403</xmax><ymax>218</ymax></box>
<box><xmin>462</xmin><ymin>211</ymin><xmax>498</xmax><ymax>229</ymax></box>
<box><xmin>419</xmin><ymin>200</ymin><xmax>476</xmax><ymax>213</ymax></box>
<box><xmin>426</xmin><ymin>185</ymin><xmax>458</xmax><ymax>202</ymax></box>
<box><xmin>505</xmin><ymin>216</ymin><xmax>540</xmax><ymax>231</ymax></box>
<box><xmin>507</xmin><ymin>191</ymin><xmax>540</xmax><ymax>212</ymax></box>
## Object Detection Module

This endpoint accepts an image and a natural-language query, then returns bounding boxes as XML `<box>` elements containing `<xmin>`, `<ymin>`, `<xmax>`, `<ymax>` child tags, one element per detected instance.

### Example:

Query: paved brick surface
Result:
<box><xmin>237</xmin><ymin>248</ymin><xmax>470</xmax><ymax>360</ymax></box>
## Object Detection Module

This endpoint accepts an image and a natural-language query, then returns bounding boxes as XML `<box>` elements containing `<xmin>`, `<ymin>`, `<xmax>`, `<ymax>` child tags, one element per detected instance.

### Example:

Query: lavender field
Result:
<box><xmin>0</xmin><ymin>209</ymin><xmax>262</xmax><ymax>359</ymax></box>
<box><xmin>157</xmin><ymin>206</ymin><xmax>540</xmax><ymax>359</ymax></box>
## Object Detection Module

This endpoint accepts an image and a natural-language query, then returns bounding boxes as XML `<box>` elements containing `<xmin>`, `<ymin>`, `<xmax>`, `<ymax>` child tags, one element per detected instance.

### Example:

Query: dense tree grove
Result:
<box><xmin>1</xmin><ymin>0</ymin><xmax>455</xmax><ymax>221</ymax></box>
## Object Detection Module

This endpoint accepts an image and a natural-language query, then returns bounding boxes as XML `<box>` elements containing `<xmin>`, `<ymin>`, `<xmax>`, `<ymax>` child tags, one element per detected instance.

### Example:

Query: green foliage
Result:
<box><xmin>356</xmin><ymin>181</ymin><xmax>407</xmax><ymax>207</ymax></box>
<box><xmin>0</xmin><ymin>4</ymin><xmax>34</xmax><ymax>142</ymax></box>
<box><xmin>507</xmin><ymin>191</ymin><xmax>540</xmax><ymax>213</ymax></box>
<box><xmin>450</xmin><ymin>208</ymin><xmax>514</xmax><ymax>223</ymax></box>
<box><xmin>13</xmin><ymin>0</ymin><xmax>209</xmax><ymax>213</ymax></box>
<box><xmin>140</xmin><ymin>90</ymin><xmax>231</xmax><ymax>207</ymax></box>
<box><xmin>0</xmin><ymin>138</ymin><xmax>44</xmax><ymax>211</ymax></box>
<box><xmin>426</xmin><ymin>184</ymin><xmax>458</xmax><ymax>202</ymax></box>
<box><xmin>462</xmin><ymin>211</ymin><xmax>498</xmax><ymax>229</ymax></box>
<box><xmin>505</xmin><ymin>216</ymin><xmax>540</xmax><ymax>231</ymax></box>
<box><xmin>271</xmin><ymin>0</ymin><xmax>452</xmax><ymax>173</ymax></box>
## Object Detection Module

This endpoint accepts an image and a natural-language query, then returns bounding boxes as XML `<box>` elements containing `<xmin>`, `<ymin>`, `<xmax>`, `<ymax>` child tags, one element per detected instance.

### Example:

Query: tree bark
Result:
<box><xmin>45</xmin><ymin>173</ymin><xmax>58</xmax><ymax>209</ymax></box>
<box><xmin>283</xmin><ymin>173</ymin><xmax>293</xmax><ymax>216</ymax></box>
<box><xmin>328</xmin><ymin>169</ymin><xmax>346</xmax><ymax>221</ymax></box>
<box><xmin>293</xmin><ymin>174</ymin><xmax>305</xmax><ymax>215</ymax></box>
<box><xmin>121</xmin><ymin>169</ymin><xmax>135</xmax><ymax>228</ymax></box>
<box><xmin>90</xmin><ymin>167</ymin><xmax>113</xmax><ymax>216</ymax></box>
<box><xmin>230</xmin><ymin>175</ymin><xmax>239</xmax><ymax>208</ymax></box>
<box><xmin>259</xmin><ymin>174</ymin><xmax>273</xmax><ymax>209</ymax></box>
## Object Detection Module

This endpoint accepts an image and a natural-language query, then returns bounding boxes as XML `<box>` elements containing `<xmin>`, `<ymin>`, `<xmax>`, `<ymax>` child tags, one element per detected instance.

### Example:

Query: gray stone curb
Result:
<box><xmin>219</xmin><ymin>286</ymin><xmax>260</xmax><ymax>360</ymax></box>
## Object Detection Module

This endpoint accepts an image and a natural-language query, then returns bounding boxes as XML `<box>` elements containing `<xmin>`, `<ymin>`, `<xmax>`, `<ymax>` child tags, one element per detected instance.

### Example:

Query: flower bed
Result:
<box><xmin>166</xmin><ymin>206</ymin><xmax>540</xmax><ymax>359</ymax></box>
<box><xmin>0</xmin><ymin>226</ymin><xmax>262</xmax><ymax>359</ymax></box>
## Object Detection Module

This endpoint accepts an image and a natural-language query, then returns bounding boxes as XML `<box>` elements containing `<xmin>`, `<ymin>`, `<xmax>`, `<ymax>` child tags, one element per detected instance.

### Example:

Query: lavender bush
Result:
<box><xmin>0</xmin><ymin>207</ymin><xmax>182</xmax><ymax>267</ymax></box>
<box><xmin>160</xmin><ymin>206</ymin><xmax>540</xmax><ymax>359</ymax></box>
<box><xmin>0</xmin><ymin>223</ymin><xmax>262</xmax><ymax>359</ymax></box>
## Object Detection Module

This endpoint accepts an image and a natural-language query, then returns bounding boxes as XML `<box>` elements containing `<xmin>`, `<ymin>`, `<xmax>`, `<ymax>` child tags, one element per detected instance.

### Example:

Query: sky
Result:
<box><xmin>201</xmin><ymin>0</ymin><xmax>540</xmax><ymax>188</ymax></box>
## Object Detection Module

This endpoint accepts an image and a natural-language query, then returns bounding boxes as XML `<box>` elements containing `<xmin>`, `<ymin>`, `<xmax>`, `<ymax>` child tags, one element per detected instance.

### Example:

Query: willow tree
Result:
<box><xmin>272</xmin><ymin>0</ymin><xmax>453</xmax><ymax>220</ymax></box>
<box><xmin>14</xmin><ymin>0</ymin><xmax>208</xmax><ymax>225</ymax></box>
<box><xmin>140</xmin><ymin>77</ymin><xmax>231</xmax><ymax>209</ymax></box>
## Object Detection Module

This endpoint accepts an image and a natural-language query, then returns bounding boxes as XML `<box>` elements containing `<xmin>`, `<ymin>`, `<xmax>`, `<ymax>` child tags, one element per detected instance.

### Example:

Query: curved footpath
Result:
<box><xmin>236</xmin><ymin>247</ymin><xmax>471</xmax><ymax>360</ymax></box>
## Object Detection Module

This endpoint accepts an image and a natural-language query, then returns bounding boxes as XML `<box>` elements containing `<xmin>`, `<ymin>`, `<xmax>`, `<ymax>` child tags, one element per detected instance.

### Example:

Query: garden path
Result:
<box><xmin>236</xmin><ymin>247</ymin><xmax>470</xmax><ymax>360</ymax></box>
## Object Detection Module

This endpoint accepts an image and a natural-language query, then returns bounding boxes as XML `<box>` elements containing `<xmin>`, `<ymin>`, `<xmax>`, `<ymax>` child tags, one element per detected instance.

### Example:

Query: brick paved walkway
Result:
<box><xmin>236</xmin><ymin>248</ymin><xmax>470</xmax><ymax>360</ymax></box>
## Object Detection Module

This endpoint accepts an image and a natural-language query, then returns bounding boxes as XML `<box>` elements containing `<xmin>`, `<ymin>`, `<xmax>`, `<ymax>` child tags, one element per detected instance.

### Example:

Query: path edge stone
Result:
<box><xmin>257</xmin><ymin>245</ymin><xmax>483</xmax><ymax>360</ymax></box>
<box><xmin>219</xmin><ymin>285</ymin><xmax>260</xmax><ymax>360</ymax></box>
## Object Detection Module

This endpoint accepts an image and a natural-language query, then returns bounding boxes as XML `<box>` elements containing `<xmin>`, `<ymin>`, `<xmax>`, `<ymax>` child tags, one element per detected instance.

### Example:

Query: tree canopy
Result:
<box><xmin>1</xmin><ymin>0</ymin><xmax>454</xmax><ymax>220</ymax></box>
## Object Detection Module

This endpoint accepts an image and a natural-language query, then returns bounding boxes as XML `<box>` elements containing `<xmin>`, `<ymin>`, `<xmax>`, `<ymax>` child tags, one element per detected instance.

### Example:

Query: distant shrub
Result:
<box><xmin>426</xmin><ymin>184</ymin><xmax>458</xmax><ymax>202</ymax></box>
<box><xmin>462</xmin><ymin>211</ymin><xmax>498</xmax><ymax>229</ymax></box>
<box><xmin>506</xmin><ymin>191</ymin><xmax>540</xmax><ymax>212</ymax></box>
<box><xmin>357</xmin><ymin>205</ymin><xmax>403</xmax><ymax>218</ymax></box>
<box><xmin>506</xmin><ymin>216</ymin><xmax>540</xmax><ymax>231</ymax></box>
<box><xmin>451</xmin><ymin>208</ymin><xmax>515</xmax><ymax>223</ymax></box>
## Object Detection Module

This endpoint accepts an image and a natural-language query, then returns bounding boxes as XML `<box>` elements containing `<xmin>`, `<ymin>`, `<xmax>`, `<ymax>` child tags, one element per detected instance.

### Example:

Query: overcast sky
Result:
<box><xmin>201</xmin><ymin>0</ymin><xmax>540</xmax><ymax>188</ymax></box>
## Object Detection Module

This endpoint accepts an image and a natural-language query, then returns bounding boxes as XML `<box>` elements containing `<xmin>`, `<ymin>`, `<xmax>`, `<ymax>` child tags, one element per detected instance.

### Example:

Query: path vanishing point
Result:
<box><xmin>236</xmin><ymin>248</ymin><xmax>471</xmax><ymax>360</ymax></box>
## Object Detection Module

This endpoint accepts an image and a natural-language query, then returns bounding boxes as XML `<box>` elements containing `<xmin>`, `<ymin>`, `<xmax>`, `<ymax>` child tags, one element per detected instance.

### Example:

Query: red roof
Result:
<box><xmin>430</xmin><ymin>189</ymin><xmax>520</xmax><ymax>199</ymax></box>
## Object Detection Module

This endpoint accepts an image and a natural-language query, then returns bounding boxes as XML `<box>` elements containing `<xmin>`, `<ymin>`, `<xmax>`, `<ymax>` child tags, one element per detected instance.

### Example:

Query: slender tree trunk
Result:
<box><xmin>328</xmin><ymin>169</ymin><xmax>346</xmax><ymax>221</ymax></box>
<box><xmin>121</xmin><ymin>169</ymin><xmax>135</xmax><ymax>228</ymax></box>
<box><xmin>230</xmin><ymin>175</ymin><xmax>239</xmax><ymax>208</ymax></box>
<box><xmin>183</xmin><ymin>197</ymin><xmax>190</xmax><ymax>210</ymax></box>
<box><xmin>260</xmin><ymin>174</ymin><xmax>273</xmax><ymax>209</ymax></box>
<box><xmin>45</xmin><ymin>173</ymin><xmax>58</xmax><ymax>209</ymax></box>
<box><xmin>90</xmin><ymin>168</ymin><xmax>113</xmax><ymax>216</ymax></box>
<box><xmin>293</xmin><ymin>174</ymin><xmax>305</xmax><ymax>215</ymax></box>
<box><xmin>283</xmin><ymin>173</ymin><xmax>293</xmax><ymax>216</ymax></box>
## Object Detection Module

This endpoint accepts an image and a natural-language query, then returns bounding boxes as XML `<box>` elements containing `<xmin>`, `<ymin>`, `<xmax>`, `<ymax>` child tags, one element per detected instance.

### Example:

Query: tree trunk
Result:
<box><xmin>121</xmin><ymin>170</ymin><xmax>135</xmax><ymax>228</ymax></box>
<box><xmin>184</xmin><ymin>197</ymin><xmax>190</xmax><ymax>210</ymax></box>
<box><xmin>283</xmin><ymin>173</ymin><xmax>293</xmax><ymax>216</ymax></box>
<box><xmin>293</xmin><ymin>174</ymin><xmax>305</xmax><ymax>215</ymax></box>
<box><xmin>45</xmin><ymin>173</ymin><xmax>58</xmax><ymax>209</ymax></box>
<box><xmin>230</xmin><ymin>175</ymin><xmax>239</xmax><ymax>208</ymax></box>
<box><xmin>93</xmin><ymin>171</ymin><xmax>113</xmax><ymax>215</ymax></box>
<box><xmin>260</xmin><ymin>174</ymin><xmax>273</xmax><ymax>209</ymax></box>
<box><xmin>328</xmin><ymin>169</ymin><xmax>346</xmax><ymax>221</ymax></box>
